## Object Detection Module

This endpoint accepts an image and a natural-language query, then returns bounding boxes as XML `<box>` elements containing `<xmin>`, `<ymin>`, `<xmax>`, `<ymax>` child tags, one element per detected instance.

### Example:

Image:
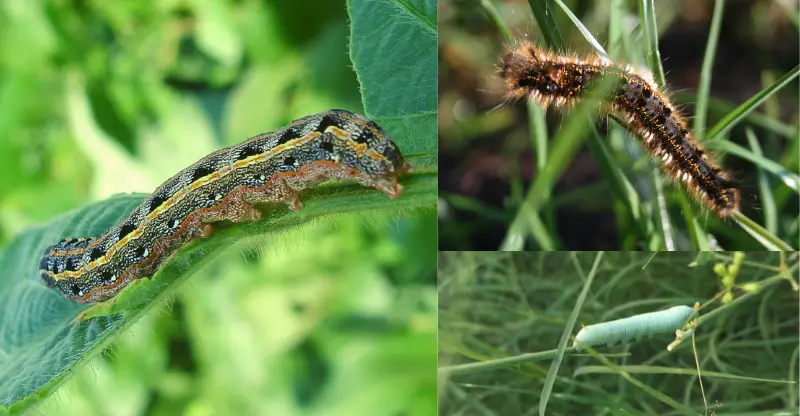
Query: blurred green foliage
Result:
<box><xmin>0</xmin><ymin>0</ymin><xmax>436</xmax><ymax>414</ymax></box>
<box><xmin>0</xmin><ymin>0</ymin><xmax>366</xmax><ymax>242</ymax></box>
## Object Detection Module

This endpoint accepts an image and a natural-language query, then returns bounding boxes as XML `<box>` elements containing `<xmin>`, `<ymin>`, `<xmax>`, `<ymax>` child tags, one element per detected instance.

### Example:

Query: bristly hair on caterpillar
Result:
<box><xmin>498</xmin><ymin>40</ymin><xmax>740</xmax><ymax>217</ymax></box>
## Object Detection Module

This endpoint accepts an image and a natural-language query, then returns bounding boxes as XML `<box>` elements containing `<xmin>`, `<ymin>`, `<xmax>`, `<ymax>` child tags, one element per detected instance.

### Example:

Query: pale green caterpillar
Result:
<box><xmin>573</xmin><ymin>305</ymin><xmax>696</xmax><ymax>350</ymax></box>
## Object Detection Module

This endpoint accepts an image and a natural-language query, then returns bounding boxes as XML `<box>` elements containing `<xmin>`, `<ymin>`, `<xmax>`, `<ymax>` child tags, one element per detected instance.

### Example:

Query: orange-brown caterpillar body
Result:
<box><xmin>500</xmin><ymin>41</ymin><xmax>739</xmax><ymax>216</ymax></box>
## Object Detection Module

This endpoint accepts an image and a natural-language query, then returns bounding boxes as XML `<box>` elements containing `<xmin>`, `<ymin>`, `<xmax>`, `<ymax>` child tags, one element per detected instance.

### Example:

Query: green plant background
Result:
<box><xmin>0</xmin><ymin>0</ymin><xmax>437</xmax><ymax>414</ymax></box>
<box><xmin>438</xmin><ymin>251</ymin><xmax>798</xmax><ymax>414</ymax></box>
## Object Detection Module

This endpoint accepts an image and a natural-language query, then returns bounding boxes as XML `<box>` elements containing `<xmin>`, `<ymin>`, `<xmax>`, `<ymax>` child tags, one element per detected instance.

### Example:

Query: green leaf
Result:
<box><xmin>0</xmin><ymin>162</ymin><xmax>435</xmax><ymax>413</ymax></box>
<box><xmin>348</xmin><ymin>0</ymin><xmax>437</xmax><ymax>156</ymax></box>
<box><xmin>0</xmin><ymin>197</ymin><xmax>136</xmax><ymax>414</ymax></box>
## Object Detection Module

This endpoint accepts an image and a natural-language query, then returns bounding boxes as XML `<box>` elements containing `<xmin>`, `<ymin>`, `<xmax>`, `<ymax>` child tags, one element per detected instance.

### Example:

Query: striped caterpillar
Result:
<box><xmin>573</xmin><ymin>305</ymin><xmax>696</xmax><ymax>350</ymax></box>
<box><xmin>39</xmin><ymin>109</ymin><xmax>410</xmax><ymax>304</ymax></box>
<box><xmin>499</xmin><ymin>42</ymin><xmax>740</xmax><ymax>216</ymax></box>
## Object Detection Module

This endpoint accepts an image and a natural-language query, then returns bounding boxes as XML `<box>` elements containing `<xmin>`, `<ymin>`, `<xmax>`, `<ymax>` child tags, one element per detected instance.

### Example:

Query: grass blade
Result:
<box><xmin>692</xmin><ymin>0</ymin><xmax>726</xmax><ymax>140</ymax></box>
<box><xmin>540</xmin><ymin>252</ymin><xmax>604</xmax><ymax>416</ymax></box>
<box><xmin>731</xmin><ymin>211</ymin><xmax>794</xmax><ymax>251</ymax></box>
<box><xmin>707</xmin><ymin>65</ymin><xmax>800</xmax><ymax>140</ymax></box>
<box><xmin>552</xmin><ymin>0</ymin><xmax>609</xmax><ymax>59</ymax></box>
<box><xmin>480</xmin><ymin>0</ymin><xmax>513</xmax><ymax>45</ymax></box>
<box><xmin>528</xmin><ymin>0</ymin><xmax>565</xmax><ymax>51</ymax></box>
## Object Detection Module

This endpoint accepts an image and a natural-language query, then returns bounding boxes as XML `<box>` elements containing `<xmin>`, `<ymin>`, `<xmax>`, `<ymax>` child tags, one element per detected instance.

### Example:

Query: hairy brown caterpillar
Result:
<box><xmin>499</xmin><ymin>41</ymin><xmax>740</xmax><ymax>216</ymax></box>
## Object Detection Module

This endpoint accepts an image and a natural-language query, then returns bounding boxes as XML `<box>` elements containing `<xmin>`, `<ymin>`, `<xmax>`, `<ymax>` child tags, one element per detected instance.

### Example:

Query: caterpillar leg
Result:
<box><xmin>197</xmin><ymin>187</ymin><xmax>263</xmax><ymax>224</ymax></box>
<box><xmin>284</xmin><ymin>192</ymin><xmax>303</xmax><ymax>212</ymax></box>
<box><xmin>373</xmin><ymin>177</ymin><xmax>404</xmax><ymax>199</ymax></box>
